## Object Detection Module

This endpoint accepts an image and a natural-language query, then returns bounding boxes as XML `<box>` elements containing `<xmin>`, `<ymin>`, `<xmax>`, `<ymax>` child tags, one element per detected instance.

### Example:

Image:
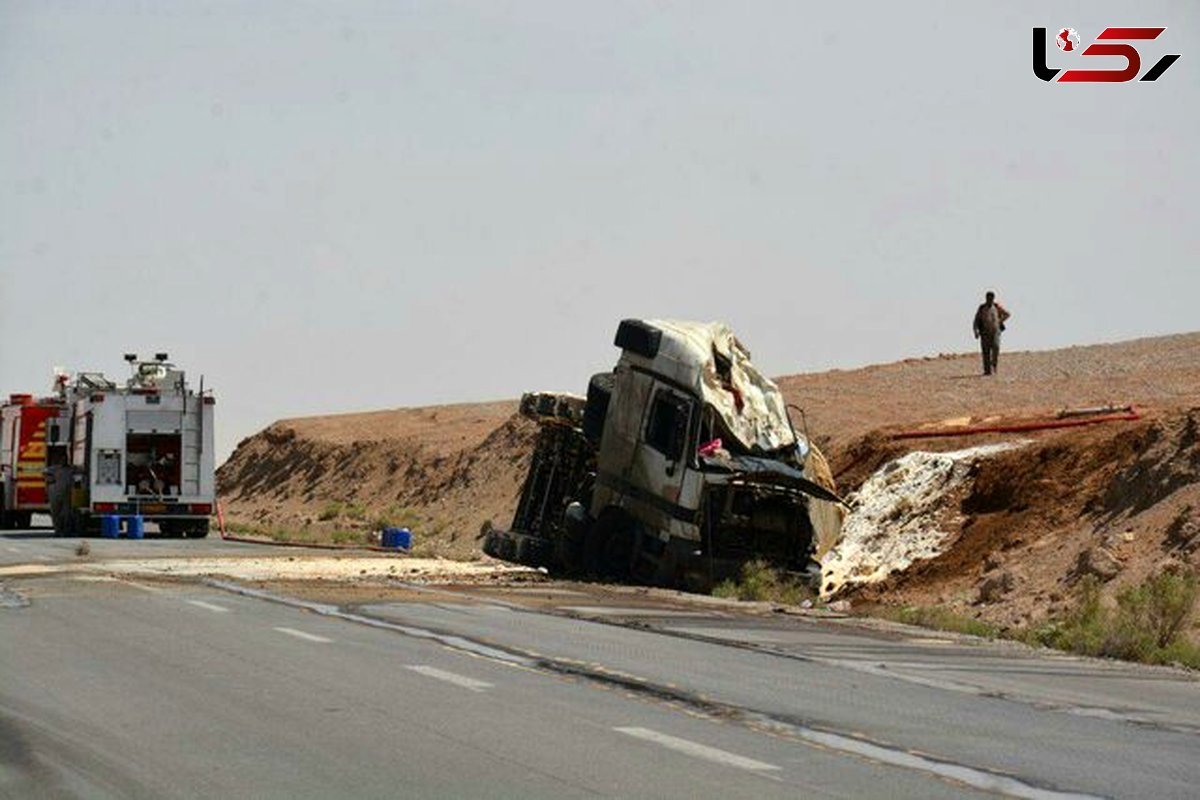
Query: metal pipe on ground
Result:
<box><xmin>892</xmin><ymin>408</ymin><xmax>1142</xmax><ymax>441</ymax></box>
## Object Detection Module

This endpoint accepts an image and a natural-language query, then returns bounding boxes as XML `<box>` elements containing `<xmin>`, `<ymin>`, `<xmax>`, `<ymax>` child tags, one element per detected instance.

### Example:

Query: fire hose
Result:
<box><xmin>892</xmin><ymin>407</ymin><xmax>1141</xmax><ymax>441</ymax></box>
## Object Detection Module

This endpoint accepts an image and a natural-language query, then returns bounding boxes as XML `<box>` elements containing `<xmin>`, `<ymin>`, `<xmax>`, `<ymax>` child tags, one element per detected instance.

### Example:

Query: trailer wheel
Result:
<box><xmin>584</xmin><ymin>509</ymin><xmax>636</xmax><ymax>580</ymax></box>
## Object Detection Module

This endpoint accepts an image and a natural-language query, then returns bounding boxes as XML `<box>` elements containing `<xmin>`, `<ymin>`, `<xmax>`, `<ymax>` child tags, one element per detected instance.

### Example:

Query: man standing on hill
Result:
<box><xmin>973</xmin><ymin>291</ymin><xmax>1010</xmax><ymax>375</ymax></box>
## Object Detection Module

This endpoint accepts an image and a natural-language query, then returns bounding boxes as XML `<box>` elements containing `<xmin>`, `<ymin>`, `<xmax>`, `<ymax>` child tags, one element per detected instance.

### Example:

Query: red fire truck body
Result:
<box><xmin>0</xmin><ymin>394</ymin><xmax>69</xmax><ymax>528</ymax></box>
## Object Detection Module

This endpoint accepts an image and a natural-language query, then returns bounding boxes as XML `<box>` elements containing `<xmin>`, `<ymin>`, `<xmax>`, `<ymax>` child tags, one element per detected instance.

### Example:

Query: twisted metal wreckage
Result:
<box><xmin>484</xmin><ymin>319</ymin><xmax>845</xmax><ymax>589</ymax></box>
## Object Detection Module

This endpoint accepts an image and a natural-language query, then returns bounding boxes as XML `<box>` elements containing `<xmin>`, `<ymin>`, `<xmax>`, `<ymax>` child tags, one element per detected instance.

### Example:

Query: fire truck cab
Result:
<box><xmin>0</xmin><ymin>393</ymin><xmax>70</xmax><ymax>529</ymax></box>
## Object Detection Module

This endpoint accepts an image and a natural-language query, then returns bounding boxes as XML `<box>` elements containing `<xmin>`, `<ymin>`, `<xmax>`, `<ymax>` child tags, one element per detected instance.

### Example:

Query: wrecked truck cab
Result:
<box><xmin>484</xmin><ymin>319</ymin><xmax>844</xmax><ymax>589</ymax></box>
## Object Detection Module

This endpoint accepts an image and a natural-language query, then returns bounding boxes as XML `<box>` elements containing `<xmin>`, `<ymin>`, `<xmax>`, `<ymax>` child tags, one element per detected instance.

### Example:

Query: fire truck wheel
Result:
<box><xmin>185</xmin><ymin>521</ymin><xmax>210</xmax><ymax>539</ymax></box>
<box><xmin>52</xmin><ymin>510</ymin><xmax>81</xmax><ymax>537</ymax></box>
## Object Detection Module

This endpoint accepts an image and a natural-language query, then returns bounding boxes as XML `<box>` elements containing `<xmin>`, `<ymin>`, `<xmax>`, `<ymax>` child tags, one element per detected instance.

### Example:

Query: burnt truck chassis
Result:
<box><xmin>484</xmin><ymin>388</ymin><xmax>838</xmax><ymax>589</ymax></box>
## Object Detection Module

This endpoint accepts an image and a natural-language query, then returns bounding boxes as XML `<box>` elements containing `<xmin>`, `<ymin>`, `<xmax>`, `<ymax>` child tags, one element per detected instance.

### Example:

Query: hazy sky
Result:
<box><xmin>2</xmin><ymin>1</ymin><xmax>1197</xmax><ymax>463</ymax></box>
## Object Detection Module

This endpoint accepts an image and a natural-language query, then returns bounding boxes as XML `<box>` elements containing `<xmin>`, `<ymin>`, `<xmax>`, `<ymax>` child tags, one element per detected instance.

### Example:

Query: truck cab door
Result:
<box><xmin>638</xmin><ymin>387</ymin><xmax>694</xmax><ymax>509</ymax></box>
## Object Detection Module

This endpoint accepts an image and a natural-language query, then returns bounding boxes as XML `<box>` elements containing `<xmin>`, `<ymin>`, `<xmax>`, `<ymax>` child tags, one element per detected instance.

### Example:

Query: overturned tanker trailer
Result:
<box><xmin>483</xmin><ymin>319</ymin><xmax>845</xmax><ymax>588</ymax></box>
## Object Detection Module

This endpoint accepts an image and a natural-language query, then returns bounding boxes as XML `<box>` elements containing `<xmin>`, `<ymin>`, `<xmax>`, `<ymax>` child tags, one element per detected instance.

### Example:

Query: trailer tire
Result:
<box><xmin>484</xmin><ymin>528</ymin><xmax>552</xmax><ymax>568</ymax></box>
<box><xmin>584</xmin><ymin>508</ymin><xmax>636</xmax><ymax>580</ymax></box>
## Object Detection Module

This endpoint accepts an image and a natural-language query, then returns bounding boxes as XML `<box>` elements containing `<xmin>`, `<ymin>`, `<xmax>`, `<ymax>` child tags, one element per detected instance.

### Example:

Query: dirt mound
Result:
<box><xmin>218</xmin><ymin>412</ymin><xmax>536</xmax><ymax>559</ymax></box>
<box><xmin>848</xmin><ymin>408</ymin><xmax>1200</xmax><ymax>632</ymax></box>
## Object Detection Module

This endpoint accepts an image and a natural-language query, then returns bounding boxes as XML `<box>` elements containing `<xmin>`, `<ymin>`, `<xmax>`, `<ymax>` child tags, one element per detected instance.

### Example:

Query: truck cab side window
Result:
<box><xmin>646</xmin><ymin>391</ymin><xmax>690</xmax><ymax>462</ymax></box>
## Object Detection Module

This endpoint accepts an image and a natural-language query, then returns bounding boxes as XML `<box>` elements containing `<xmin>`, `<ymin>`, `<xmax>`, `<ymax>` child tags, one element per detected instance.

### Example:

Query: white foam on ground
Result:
<box><xmin>820</xmin><ymin>441</ymin><xmax>1026</xmax><ymax>599</ymax></box>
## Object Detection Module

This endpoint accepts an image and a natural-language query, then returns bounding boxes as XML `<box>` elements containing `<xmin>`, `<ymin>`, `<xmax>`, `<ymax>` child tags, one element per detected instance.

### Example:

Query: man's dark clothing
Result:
<box><xmin>979</xmin><ymin>332</ymin><xmax>1000</xmax><ymax>375</ymax></box>
<box><xmin>973</xmin><ymin>300</ymin><xmax>1009</xmax><ymax>375</ymax></box>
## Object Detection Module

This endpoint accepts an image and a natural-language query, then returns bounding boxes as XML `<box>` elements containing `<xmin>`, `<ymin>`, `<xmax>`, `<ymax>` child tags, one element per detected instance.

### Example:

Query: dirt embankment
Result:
<box><xmin>219</xmin><ymin>331</ymin><xmax>1200</xmax><ymax>627</ymax></box>
<box><xmin>218</xmin><ymin>402</ymin><xmax>535</xmax><ymax>559</ymax></box>
<box><xmin>847</xmin><ymin>408</ymin><xmax>1200</xmax><ymax>631</ymax></box>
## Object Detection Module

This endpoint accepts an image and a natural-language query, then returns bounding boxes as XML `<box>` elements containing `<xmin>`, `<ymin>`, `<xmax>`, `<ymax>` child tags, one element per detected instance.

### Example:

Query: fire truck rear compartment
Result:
<box><xmin>125</xmin><ymin>433</ymin><xmax>182</xmax><ymax>496</ymax></box>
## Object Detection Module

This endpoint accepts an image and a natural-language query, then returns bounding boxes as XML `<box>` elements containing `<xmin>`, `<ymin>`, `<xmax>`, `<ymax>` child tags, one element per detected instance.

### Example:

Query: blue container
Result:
<box><xmin>127</xmin><ymin>515</ymin><xmax>145</xmax><ymax>539</ymax></box>
<box><xmin>382</xmin><ymin>527</ymin><xmax>412</xmax><ymax>550</ymax></box>
<box><xmin>101</xmin><ymin>515</ymin><xmax>120</xmax><ymax>539</ymax></box>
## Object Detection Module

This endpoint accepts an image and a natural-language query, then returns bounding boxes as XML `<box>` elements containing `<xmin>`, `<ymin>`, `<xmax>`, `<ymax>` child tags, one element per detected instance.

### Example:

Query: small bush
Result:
<box><xmin>1029</xmin><ymin>571</ymin><xmax>1199</xmax><ymax>668</ymax></box>
<box><xmin>712</xmin><ymin>559</ymin><xmax>812</xmax><ymax>606</ymax></box>
<box><xmin>318</xmin><ymin>502</ymin><xmax>344</xmax><ymax>522</ymax></box>
<box><xmin>884</xmin><ymin>605</ymin><xmax>999</xmax><ymax>638</ymax></box>
<box><xmin>372</xmin><ymin>504</ymin><xmax>422</xmax><ymax>531</ymax></box>
<box><xmin>1118</xmin><ymin>570</ymin><xmax>1198</xmax><ymax>649</ymax></box>
<box><xmin>226</xmin><ymin>520</ymin><xmax>268</xmax><ymax>536</ymax></box>
<box><xmin>331</xmin><ymin>529</ymin><xmax>367</xmax><ymax>546</ymax></box>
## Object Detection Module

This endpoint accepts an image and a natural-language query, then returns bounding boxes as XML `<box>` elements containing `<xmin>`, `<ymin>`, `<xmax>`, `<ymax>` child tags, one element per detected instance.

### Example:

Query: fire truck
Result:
<box><xmin>47</xmin><ymin>353</ymin><xmax>216</xmax><ymax>537</ymax></box>
<box><xmin>0</xmin><ymin>393</ymin><xmax>70</xmax><ymax>529</ymax></box>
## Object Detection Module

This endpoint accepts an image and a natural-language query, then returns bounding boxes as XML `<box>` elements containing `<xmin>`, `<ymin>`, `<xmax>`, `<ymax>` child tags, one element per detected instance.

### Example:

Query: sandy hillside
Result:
<box><xmin>219</xmin><ymin>332</ymin><xmax>1200</xmax><ymax>629</ymax></box>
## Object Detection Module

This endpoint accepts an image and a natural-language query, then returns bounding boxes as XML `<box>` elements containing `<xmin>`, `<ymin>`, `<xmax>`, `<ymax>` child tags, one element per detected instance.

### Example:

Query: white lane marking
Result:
<box><xmin>119</xmin><ymin>580</ymin><xmax>163</xmax><ymax>594</ymax></box>
<box><xmin>405</xmin><ymin>665</ymin><xmax>494</xmax><ymax>693</ymax></box>
<box><xmin>563</xmin><ymin>606</ymin><xmax>715</xmax><ymax>618</ymax></box>
<box><xmin>187</xmin><ymin>600</ymin><xmax>229</xmax><ymax>613</ymax></box>
<box><xmin>5</xmin><ymin>547</ymin><xmax>20</xmax><ymax>553</ymax></box>
<box><xmin>273</xmin><ymin>626</ymin><xmax>332</xmax><ymax>643</ymax></box>
<box><xmin>614</xmin><ymin>727</ymin><xmax>780</xmax><ymax>772</ymax></box>
<box><xmin>771</xmin><ymin>723</ymin><xmax>1099</xmax><ymax>800</ymax></box>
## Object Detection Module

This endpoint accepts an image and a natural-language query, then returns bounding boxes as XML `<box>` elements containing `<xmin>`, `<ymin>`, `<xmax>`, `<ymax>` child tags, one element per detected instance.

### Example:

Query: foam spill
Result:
<box><xmin>821</xmin><ymin>442</ymin><xmax>1026</xmax><ymax>598</ymax></box>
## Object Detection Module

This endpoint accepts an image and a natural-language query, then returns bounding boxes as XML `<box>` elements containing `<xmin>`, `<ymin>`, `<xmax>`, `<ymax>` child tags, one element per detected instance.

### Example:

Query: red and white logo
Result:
<box><xmin>1034</xmin><ymin>27</ymin><xmax>1181</xmax><ymax>82</ymax></box>
<box><xmin>1055</xmin><ymin>28</ymin><xmax>1081</xmax><ymax>52</ymax></box>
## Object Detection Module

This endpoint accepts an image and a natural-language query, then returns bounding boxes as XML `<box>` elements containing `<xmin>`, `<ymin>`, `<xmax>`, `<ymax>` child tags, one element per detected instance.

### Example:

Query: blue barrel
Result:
<box><xmin>101</xmin><ymin>515</ymin><xmax>120</xmax><ymax>538</ymax></box>
<box><xmin>127</xmin><ymin>515</ymin><xmax>145</xmax><ymax>539</ymax></box>
<box><xmin>382</xmin><ymin>527</ymin><xmax>412</xmax><ymax>550</ymax></box>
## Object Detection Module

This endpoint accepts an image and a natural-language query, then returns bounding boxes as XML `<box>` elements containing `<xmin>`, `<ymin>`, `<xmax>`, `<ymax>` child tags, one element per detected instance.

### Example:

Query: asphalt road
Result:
<box><xmin>2</xmin><ymin>529</ymin><xmax>1198</xmax><ymax>798</ymax></box>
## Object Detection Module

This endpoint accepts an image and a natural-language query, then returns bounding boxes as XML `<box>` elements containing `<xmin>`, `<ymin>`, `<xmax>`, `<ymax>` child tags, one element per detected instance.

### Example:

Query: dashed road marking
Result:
<box><xmin>5</xmin><ymin>547</ymin><xmax>20</xmax><ymax>553</ymax></box>
<box><xmin>405</xmin><ymin>665</ymin><xmax>494</xmax><ymax>692</ymax></box>
<box><xmin>614</xmin><ymin>727</ymin><xmax>780</xmax><ymax>772</ymax></box>
<box><xmin>119</xmin><ymin>580</ymin><xmax>163</xmax><ymax>594</ymax></box>
<box><xmin>187</xmin><ymin>600</ymin><xmax>229</xmax><ymax>613</ymax></box>
<box><xmin>273</xmin><ymin>626</ymin><xmax>332</xmax><ymax>643</ymax></box>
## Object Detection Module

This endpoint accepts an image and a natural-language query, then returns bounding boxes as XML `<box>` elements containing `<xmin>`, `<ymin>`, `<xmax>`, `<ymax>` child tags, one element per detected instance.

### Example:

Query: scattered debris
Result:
<box><xmin>0</xmin><ymin>584</ymin><xmax>29</xmax><ymax>609</ymax></box>
<box><xmin>820</xmin><ymin>442</ymin><xmax>1026</xmax><ymax>598</ymax></box>
<box><xmin>85</xmin><ymin>555</ymin><xmax>536</xmax><ymax>583</ymax></box>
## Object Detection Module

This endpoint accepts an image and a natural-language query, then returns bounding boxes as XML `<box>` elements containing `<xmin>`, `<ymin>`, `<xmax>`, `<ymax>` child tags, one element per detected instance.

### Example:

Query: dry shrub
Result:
<box><xmin>1028</xmin><ymin>571</ymin><xmax>1200</xmax><ymax>668</ymax></box>
<box><xmin>885</xmin><ymin>605</ymin><xmax>999</xmax><ymax>638</ymax></box>
<box><xmin>713</xmin><ymin>559</ymin><xmax>813</xmax><ymax>606</ymax></box>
